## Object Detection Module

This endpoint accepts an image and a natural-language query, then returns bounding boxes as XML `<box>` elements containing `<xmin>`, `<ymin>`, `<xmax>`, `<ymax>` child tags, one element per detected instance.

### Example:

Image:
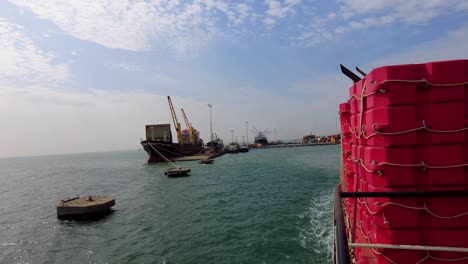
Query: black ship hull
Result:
<box><xmin>141</xmin><ymin>140</ymin><xmax>203</xmax><ymax>163</ymax></box>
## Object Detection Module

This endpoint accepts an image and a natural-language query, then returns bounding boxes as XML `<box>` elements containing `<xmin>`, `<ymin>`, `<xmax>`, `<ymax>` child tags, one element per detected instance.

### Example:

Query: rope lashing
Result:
<box><xmin>146</xmin><ymin>141</ymin><xmax>179</xmax><ymax>169</ymax></box>
<box><xmin>355</xmin><ymin>221</ymin><xmax>468</xmax><ymax>264</ymax></box>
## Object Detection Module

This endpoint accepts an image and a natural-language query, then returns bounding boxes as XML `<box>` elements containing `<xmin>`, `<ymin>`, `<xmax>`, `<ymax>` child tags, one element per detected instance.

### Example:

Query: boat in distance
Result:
<box><xmin>141</xmin><ymin>126</ymin><xmax>203</xmax><ymax>163</ymax></box>
<box><xmin>141</xmin><ymin>96</ymin><xmax>204</xmax><ymax>163</ymax></box>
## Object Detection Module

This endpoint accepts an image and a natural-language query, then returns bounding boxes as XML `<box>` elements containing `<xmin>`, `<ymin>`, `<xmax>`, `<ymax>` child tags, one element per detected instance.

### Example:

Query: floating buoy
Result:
<box><xmin>165</xmin><ymin>167</ymin><xmax>191</xmax><ymax>177</ymax></box>
<box><xmin>199</xmin><ymin>159</ymin><xmax>214</xmax><ymax>164</ymax></box>
<box><xmin>57</xmin><ymin>195</ymin><xmax>115</xmax><ymax>220</ymax></box>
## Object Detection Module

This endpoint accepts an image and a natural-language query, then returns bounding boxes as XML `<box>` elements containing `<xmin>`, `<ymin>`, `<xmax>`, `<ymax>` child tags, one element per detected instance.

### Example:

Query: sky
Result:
<box><xmin>0</xmin><ymin>0</ymin><xmax>467</xmax><ymax>158</ymax></box>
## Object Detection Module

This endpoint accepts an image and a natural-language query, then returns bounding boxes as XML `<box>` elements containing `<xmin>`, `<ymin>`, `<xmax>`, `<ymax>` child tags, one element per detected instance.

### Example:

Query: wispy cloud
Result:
<box><xmin>111</xmin><ymin>62</ymin><xmax>142</xmax><ymax>72</ymax></box>
<box><xmin>8</xmin><ymin>0</ymin><xmax>260</xmax><ymax>57</ymax></box>
<box><xmin>295</xmin><ymin>0</ymin><xmax>468</xmax><ymax>46</ymax></box>
<box><xmin>0</xmin><ymin>17</ymin><xmax>70</xmax><ymax>87</ymax></box>
<box><xmin>263</xmin><ymin>0</ymin><xmax>301</xmax><ymax>29</ymax></box>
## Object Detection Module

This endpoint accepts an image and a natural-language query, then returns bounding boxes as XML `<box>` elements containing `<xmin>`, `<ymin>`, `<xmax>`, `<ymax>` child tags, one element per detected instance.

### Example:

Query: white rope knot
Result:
<box><xmin>383</xmin><ymin>212</ymin><xmax>389</xmax><ymax>225</ymax></box>
<box><xmin>421</xmin><ymin>78</ymin><xmax>431</xmax><ymax>89</ymax></box>
<box><xmin>377</xmin><ymin>170</ymin><xmax>384</xmax><ymax>177</ymax></box>
<box><xmin>378</xmin><ymin>88</ymin><xmax>387</xmax><ymax>94</ymax></box>
<box><xmin>421</xmin><ymin>120</ymin><xmax>427</xmax><ymax>129</ymax></box>
<box><xmin>420</xmin><ymin>161</ymin><xmax>428</xmax><ymax>171</ymax></box>
<box><xmin>372</xmin><ymin>123</ymin><xmax>380</xmax><ymax>133</ymax></box>
<box><xmin>370</xmin><ymin>160</ymin><xmax>377</xmax><ymax>165</ymax></box>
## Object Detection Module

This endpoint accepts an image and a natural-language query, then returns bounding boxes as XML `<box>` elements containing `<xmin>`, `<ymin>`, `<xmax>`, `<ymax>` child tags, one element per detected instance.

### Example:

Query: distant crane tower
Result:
<box><xmin>167</xmin><ymin>96</ymin><xmax>182</xmax><ymax>144</ymax></box>
<box><xmin>230</xmin><ymin>130</ymin><xmax>234</xmax><ymax>144</ymax></box>
<box><xmin>181</xmin><ymin>108</ymin><xmax>196</xmax><ymax>145</ymax></box>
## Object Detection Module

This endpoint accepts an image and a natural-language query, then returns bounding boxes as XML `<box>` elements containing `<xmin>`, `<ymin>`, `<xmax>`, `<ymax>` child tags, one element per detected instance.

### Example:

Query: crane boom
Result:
<box><xmin>167</xmin><ymin>96</ymin><xmax>182</xmax><ymax>144</ymax></box>
<box><xmin>181</xmin><ymin>108</ymin><xmax>196</xmax><ymax>145</ymax></box>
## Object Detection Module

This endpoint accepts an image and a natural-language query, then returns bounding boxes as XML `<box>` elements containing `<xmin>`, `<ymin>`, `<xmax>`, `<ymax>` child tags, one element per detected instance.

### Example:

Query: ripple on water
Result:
<box><xmin>0</xmin><ymin>147</ymin><xmax>340</xmax><ymax>264</ymax></box>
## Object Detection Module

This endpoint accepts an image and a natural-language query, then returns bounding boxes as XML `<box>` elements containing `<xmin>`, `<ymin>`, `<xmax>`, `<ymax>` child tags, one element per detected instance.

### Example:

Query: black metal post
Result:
<box><xmin>334</xmin><ymin>186</ymin><xmax>351</xmax><ymax>264</ymax></box>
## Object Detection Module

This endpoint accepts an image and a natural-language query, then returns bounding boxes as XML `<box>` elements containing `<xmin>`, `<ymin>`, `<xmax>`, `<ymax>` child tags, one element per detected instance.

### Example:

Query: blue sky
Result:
<box><xmin>0</xmin><ymin>0</ymin><xmax>467</xmax><ymax>157</ymax></box>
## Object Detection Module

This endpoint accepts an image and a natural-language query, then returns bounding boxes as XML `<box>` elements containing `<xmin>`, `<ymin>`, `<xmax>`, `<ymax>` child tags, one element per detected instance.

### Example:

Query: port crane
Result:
<box><xmin>181</xmin><ymin>108</ymin><xmax>196</xmax><ymax>145</ymax></box>
<box><xmin>167</xmin><ymin>96</ymin><xmax>183</xmax><ymax>144</ymax></box>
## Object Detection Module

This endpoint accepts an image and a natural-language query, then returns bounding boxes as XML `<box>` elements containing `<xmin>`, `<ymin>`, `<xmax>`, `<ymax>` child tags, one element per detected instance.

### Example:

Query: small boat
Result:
<box><xmin>199</xmin><ymin>158</ymin><xmax>214</xmax><ymax>164</ymax></box>
<box><xmin>165</xmin><ymin>167</ymin><xmax>191</xmax><ymax>177</ymax></box>
<box><xmin>57</xmin><ymin>195</ymin><xmax>115</xmax><ymax>220</ymax></box>
<box><xmin>239</xmin><ymin>145</ymin><xmax>249</xmax><ymax>153</ymax></box>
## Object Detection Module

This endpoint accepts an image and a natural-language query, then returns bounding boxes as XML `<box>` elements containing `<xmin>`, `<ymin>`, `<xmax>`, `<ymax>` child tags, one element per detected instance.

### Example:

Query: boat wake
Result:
<box><xmin>297</xmin><ymin>189</ymin><xmax>334</xmax><ymax>263</ymax></box>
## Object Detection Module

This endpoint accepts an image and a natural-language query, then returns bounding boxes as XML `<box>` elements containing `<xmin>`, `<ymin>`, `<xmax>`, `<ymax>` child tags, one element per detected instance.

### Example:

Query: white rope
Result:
<box><xmin>380</xmin><ymin>79</ymin><xmax>468</xmax><ymax>87</ymax></box>
<box><xmin>351</xmin><ymin>156</ymin><xmax>468</xmax><ymax>172</ymax></box>
<box><xmin>146</xmin><ymin>141</ymin><xmax>179</xmax><ymax>169</ymax></box>
<box><xmin>356</xmin><ymin>222</ymin><xmax>468</xmax><ymax>263</ymax></box>
<box><xmin>152</xmin><ymin>143</ymin><xmax>186</xmax><ymax>157</ymax></box>
<box><xmin>360</xmin><ymin>199</ymin><xmax>468</xmax><ymax>220</ymax></box>
<box><xmin>349</xmin><ymin>243</ymin><xmax>468</xmax><ymax>253</ymax></box>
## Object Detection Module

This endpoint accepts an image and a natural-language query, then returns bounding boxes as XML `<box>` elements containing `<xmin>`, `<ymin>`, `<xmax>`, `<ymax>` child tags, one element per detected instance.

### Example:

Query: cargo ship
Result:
<box><xmin>141</xmin><ymin>97</ymin><xmax>203</xmax><ymax>163</ymax></box>
<box><xmin>333</xmin><ymin>60</ymin><xmax>468</xmax><ymax>263</ymax></box>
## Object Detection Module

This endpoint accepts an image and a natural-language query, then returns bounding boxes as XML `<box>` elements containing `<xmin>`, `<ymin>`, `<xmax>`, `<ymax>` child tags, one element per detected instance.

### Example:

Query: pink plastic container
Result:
<box><xmin>416</xmin><ymin>60</ymin><xmax>466</xmax><ymax>104</ymax></box>
<box><xmin>363</xmin><ymin>181</ymin><xmax>420</xmax><ymax>228</ymax></box>
<box><xmin>415</xmin><ymin>144</ymin><xmax>464</xmax><ymax>186</ymax></box>
<box><xmin>362</xmin><ymin>146</ymin><xmax>416</xmax><ymax>187</ymax></box>
<box><xmin>416</xmin><ymin>102</ymin><xmax>465</xmax><ymax>145</ymax></box>
<box><xmin>364</xmin><ymin>106</ymin><xmax>417</xmax><ymax>147</ymax></box>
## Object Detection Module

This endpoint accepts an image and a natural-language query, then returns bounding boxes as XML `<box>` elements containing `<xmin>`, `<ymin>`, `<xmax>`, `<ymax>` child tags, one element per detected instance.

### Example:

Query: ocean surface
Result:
<box><xmin>0</xmin><ymin>145</ymin><xmax>340</xmax><ymax>264</ymax></box>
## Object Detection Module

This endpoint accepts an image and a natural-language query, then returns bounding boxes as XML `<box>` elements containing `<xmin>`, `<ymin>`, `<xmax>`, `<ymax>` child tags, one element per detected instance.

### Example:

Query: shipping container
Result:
<box><xmin>145</xmin><ymin>124</ymin><xmax>172</xmax><ymax>142</ymax></box>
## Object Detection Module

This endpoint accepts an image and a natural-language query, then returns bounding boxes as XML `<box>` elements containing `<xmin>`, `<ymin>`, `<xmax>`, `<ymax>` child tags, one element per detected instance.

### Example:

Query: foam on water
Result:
<box><xmin>0</xmin><ymin>146</ymin><xmax>340</xmax><ymax>263</ymax></box>
<box><xmin>297</xmin><ymin>189</ymin><xmax>334</xmax><ymax>263</ymax></box>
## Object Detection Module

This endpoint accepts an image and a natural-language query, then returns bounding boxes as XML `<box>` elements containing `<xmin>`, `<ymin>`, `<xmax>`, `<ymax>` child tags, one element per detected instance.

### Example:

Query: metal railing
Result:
<box><xmin>333</xmin><ymin>186</ymin><xmax>468</xmax><ymax>264</ymax></box>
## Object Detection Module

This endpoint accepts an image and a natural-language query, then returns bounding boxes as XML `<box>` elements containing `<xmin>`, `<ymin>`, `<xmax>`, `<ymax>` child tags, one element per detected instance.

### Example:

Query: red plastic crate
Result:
<box><xmin>421</xmin><ymin>229</ymin><xmax>468</xmax><ymax>263</ymax></box>
<box><xmin>415</xmin><ymin>186</ymin><xmax>468</xmax><ymax>229</ymax></box>
<box><xmin>416</xmin><ymin>102</ymin><xmax>465</xmax><ymax>145</ymax></box>
<box><xmin>416</xmin><ymin>60</ymin><xmax>466</xmax><ymax>104</ymax></box>
<box><xmin>361</xmin><ymin>181</ymin><xmax>420</xmax><ymax>229</ymax></box>
<box><xmin>364</xmin><ymin>64</ymin><xmax>418</xmax><ymax>110</ymax></box>
<box><xmin>362</xmin><ymin>146</ymin><xmax>416</xmax><ymax>188</ymax></box>
<box><xmin>415</xmin><ymin>144</ymin><xmax>464</xmax><ymax>186</ymax></box>
<box><xmin>364</xmin><ymin>106</ymin><xmax>417</xmax><ymax>147</ymax></box>
<box><xmin>366</xmin><ymin>221</ymin><xmax>424</xmax><ymax>264</ymax></box>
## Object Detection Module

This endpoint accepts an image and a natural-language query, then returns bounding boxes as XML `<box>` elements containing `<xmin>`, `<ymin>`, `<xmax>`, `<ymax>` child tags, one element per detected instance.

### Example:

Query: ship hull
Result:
<box><xmin>141</xmin><ymin>140</ymin><xmax>203</xmax><ymax>163</ymax></box>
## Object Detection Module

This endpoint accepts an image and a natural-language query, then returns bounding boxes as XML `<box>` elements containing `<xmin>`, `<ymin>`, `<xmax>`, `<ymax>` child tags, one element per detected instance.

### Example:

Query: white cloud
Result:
<box><xmin>297</xmin><ymin>0</ymin><xmax>467</xmax><ymax>46</ymax></box>
<box><xmin>8</xmin><ymin>0</ymin><xmax>256</xmax><ymax>56</ymax></box>
<box><xmin>263</xmin><ymin>0</ymin><xmax>301</xmax><ymax>29</ymax></box>
<box><xmin>368</xmin><ymin>25</ymin><xmax>468</xmax><ymax>67</ymax></box>
<box><xmin>0</xmin><ymin>17</ymin><xmax>70</xmax><ymax>86</ymax></box>
<box><xmin>111</xmin><ymin>62</ymin><xmax>142</xmax><ymax>72</ymax></box>
<box><xmin>0</xmin><ymin>23</ymin><xmax>466</xmax><ymax>158</ymax></box>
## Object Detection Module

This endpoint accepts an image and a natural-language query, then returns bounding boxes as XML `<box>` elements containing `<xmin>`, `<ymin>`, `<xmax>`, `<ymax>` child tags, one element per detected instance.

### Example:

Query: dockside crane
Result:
<box><xmin>167</xmin><ymin>96</ymin><xmax>183</xmax><ymax>144</ymax></box>
<box><xmin>181</xmin><ymin>108</ymin><xmax>196</xmax><ymax>145</ymax></box>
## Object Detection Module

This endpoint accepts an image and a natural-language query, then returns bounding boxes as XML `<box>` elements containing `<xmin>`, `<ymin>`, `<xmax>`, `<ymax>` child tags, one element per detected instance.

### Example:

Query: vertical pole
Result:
<box><xmin>245</xmin><ymin>121</ymin><xmax>249</xmax><ymax>145</ymax></box>
<box><xmin>230</xmin><ymin>130</ymin><xmax>234</xmax><ymax>144</ymax></box>
<box><xmin>336</xmin><ymin>116</ymin><xmax>338</xmax><ymax>135</ymax></box>
<box><xmin>208</xmin><ymin>104</ymin><xmax>213</xmax><ymax>144</ymax></box>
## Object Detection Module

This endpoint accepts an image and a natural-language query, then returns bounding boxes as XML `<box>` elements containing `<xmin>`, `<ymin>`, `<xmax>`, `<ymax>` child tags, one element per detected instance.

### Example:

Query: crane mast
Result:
<box><xmin>167</xmin><ymin>96</ymin><xmax>183</xmax><ymax>144</ymax></box>
<box><xmin>181</xmin><ymin>108</ymin><xmax>196</xmax><ymax>145</ymax></box>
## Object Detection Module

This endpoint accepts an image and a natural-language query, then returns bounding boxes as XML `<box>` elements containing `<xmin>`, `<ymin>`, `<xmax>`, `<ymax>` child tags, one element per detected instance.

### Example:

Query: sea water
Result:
<box><xmin>0</xmin><ymin>145</ymin><xmax>340</xmax><ymax>264</ymax></box>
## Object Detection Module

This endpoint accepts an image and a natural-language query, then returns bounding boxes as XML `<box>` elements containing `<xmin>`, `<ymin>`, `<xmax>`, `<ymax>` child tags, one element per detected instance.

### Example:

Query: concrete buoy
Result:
<box><xmin>57</xmin><ymin>195</ymin><xmax>115</xmax><ymax>220</ymax></box>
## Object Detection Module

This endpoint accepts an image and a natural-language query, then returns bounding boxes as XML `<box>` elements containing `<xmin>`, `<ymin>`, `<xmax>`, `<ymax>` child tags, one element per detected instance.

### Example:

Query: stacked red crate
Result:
<box><xmin>339</xmin><ymin>59</ymin><xmax>468</xmax><ymax>263</ymax></box>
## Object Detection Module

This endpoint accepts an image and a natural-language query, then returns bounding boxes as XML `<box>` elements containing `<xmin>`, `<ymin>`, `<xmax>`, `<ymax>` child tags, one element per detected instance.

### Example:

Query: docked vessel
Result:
<box><xmin>239</xmin><ymin>144</ymin><xmax>249</xmax><ymax>153</ymax></box>
<box><xmin>252</xmin><ymin>127</ymin><xmax>270</xmax><ymax>146</ymax></box>
<box><xmin>334</xmin><ymin>60</ymin><xmax>468</xmax><ymax>263</ymax></box>
<box><xmin>141</xmin><ymin>97</ymin><xmax>203</xmax><ymax>163</ymax></box>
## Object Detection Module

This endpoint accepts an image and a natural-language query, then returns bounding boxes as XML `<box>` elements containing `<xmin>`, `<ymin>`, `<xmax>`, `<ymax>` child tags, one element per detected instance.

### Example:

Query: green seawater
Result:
<box><xmin>0</xmin><ymin>145</ymin><xmax>340</xmax><ymax>264</ymax></box>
